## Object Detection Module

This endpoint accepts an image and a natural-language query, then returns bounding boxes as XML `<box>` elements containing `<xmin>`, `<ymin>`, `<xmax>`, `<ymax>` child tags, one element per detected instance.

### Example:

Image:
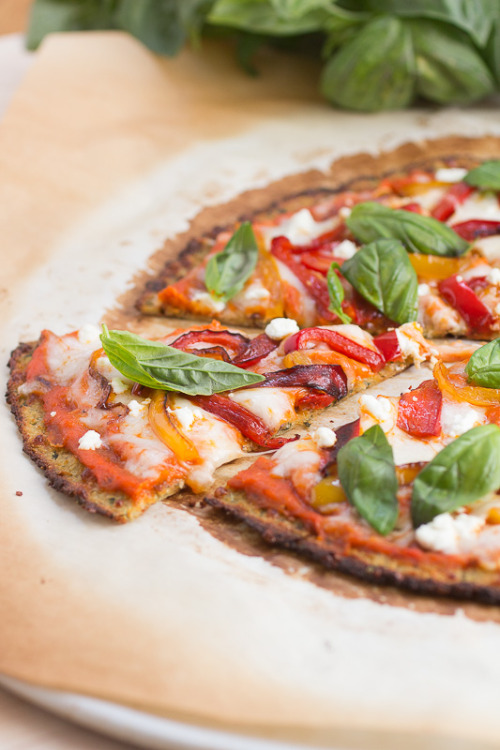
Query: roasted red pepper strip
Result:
<box><xmin>450</xmin><ymin>220</ymin><xmax>500</xmax><ymax>241</ymax></box>
<box><xmin>322</xmin><ymin>419</ymin><xmax>360</xmax><ymax>472</ymax></box>
<box><xmin>232</xmin><ymin>333</ymin><xmax>277</xmax><ymax>369</ymax></box>
<box><xmin>283</xmin><ymin>327</ymin><xmax>385</xmax><ymax>372</ymax></box>
<box><xmin>438</xmin><ymin>274</ymin><xmax>494</xmax><ymax>331</ymax></box>
<box><xmin>300</xmin><ymin>251</ymin><xmax>337</xmax><ymax>274</ymax></box>
<box><xmin>271</xmin><ymin>236</ymin><xmax>335</xmax><ymax>321</ymax></box>
<box><xmin>401</xmin><ymin>202</ymin><xmax>424</xmax><ymax>214</ymax></box>
<box><xmin>191</xmin><ymin>395</ymin><xmax>295</xmax><ymax>449</ymax></box>
<box><xmin>397</xmin><ymin>380</ymin><xmax>442</xmax><ymax>438</ymax></box>
<box><xmin>170</xmin><ymin>329</ymin><xmax>250</xmax><ymax>359</ymax></box>
<box><xmin>257</xmin><ymin>364</ymin><xmax>348</xmax><ymax>399</ymax></box>
<box><xmin>373</xmin><ymin>330</ymin><xmax>402</xmax><ymax>362</ymax></box>
<box><xmin>431</xmin><ymin>182</ymin><xmax>474</xmax><ymax>222</ymax></box>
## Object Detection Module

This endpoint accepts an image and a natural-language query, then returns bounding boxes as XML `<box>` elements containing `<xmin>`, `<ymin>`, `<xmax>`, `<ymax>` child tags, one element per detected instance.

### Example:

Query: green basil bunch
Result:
<box><xmin>27</xmin><ymin>0</ymin><xmax>500</xmax><ymax>112</ymax></box>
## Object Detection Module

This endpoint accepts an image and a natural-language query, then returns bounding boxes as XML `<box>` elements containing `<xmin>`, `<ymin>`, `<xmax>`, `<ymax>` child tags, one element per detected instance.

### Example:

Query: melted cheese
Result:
<box><xmin>228</xmin><ymin>388</ymin><xmax>296</xmax><ymax>431</ymax></box>
<box><xmin>271</xmin><ymin>439</ymin><xmax>321</xmax><ymax>478</ymax></box>
<box><xmin>259</xmin><ymin>208</ymin><xmax>338</xmax><ymax>247</ymax></box>
<box><xmin>451</xmin><ymin>193</ymin><xmax>500</xmax><ymax>224</ymax></box>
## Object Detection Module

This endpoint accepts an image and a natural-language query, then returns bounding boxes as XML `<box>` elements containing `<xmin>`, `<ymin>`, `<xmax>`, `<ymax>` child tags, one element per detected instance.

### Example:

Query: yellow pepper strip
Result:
<box><xmin>148</xmin><ymin>391</ymin><xmax>201</xmax><ymax>463</ymax></box>
<box><xmin>434</xmin><ymin>360</ymin><xmax>500</xmax><ymax>407</ymax></box>
<box><xmin>409</xmin><ymin>254</ymin><xmax>462</xmax><ymax>282</ymax></box>
<box><xmin>311</xmin><ymin>476</ymin><xmax>347</xmax><ymax>512</ymax></box>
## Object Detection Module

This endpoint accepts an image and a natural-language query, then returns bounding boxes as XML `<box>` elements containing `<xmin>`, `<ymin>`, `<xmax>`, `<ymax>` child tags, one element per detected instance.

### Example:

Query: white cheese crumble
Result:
<box><xmin>418</xmin><ymin>283</ymin><xmax>431</xmax><ymax>297</ymax></box>
<box><xmin>313</xmin><ymin>426</ymin><xmax>337</xmax><ymax>448</ymax></box>
<box><xmin>77</xmin><ymin>324</ymin><xmax>101</xmax><ymax>345</ymax></box>
<box><xmin>435</xmin><ymin>167</ymin><xmax>468</xmax><ymax>183</ymax></box>
<box><xmin>359</xmin><ymin>394</ymin><xmax>395</xmax><ymax>433</ymax></box>
<box><xmin>415</xmin><ymin>512</ymin><xmax>484</xmax><ymax>555</ymax></box>
<box><xmin>78</xmin><ymin>430</ymin><xmax>102</xmax><ymax>450</ymax></box>
<box><xmin>50</xmin><ymin>411</ymin><xmax>56</xmax><ymax>417</ymax></box>
<box><xmin>440</xmin><ymin>400</ymin><xmax>485</xmax><ymax>438</ymax></box>
<box><xmin>395</xmin><ymin>326</ymin><xmax>426</xmax><ymax>365</ymax></box>
<box><xmin>169</xmin><ymin>401</ymin><xmax>206</xmax><ymax>431</ymax></box>
<box><xmin>191</xmin><ymin>290</ymin><xmax>225</xmax><ymax>313</ymax></box>
<box><xmin>338</xmin><ymin>207</ymin><xmax>351</xmax><ymax>219</ymax></box>
<box><xmin>111</xmin><ymin>377</ymin><xmax>129</xmax><ymax>395</ymax></box>
<box><xmin>265</xmin><ymin>317</ymin><xmax>300</xmax><ymax>340</ymax></box>
<box><xmin>333</xmin><ymin>239</ymin><xmax>357</xmax><ymax>260</ymax></box>
<box><xmin>127</xmin><ymin>399</ymin><xmax>146</xmax><ymax>417</ymax></box>
<box><xmin>487</xmin><ymin>267</ymin><xmax>500</xmax><ymax>286</ymax></box>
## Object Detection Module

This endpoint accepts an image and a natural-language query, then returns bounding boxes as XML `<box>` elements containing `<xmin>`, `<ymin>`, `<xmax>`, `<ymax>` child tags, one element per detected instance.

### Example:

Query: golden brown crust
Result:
<box><xmin>6</xmin><ymin>342</ymin><xmax>184</xmax><ymax>523</ymax></box>
<box><xmin>207</xmin><ymin>487</ymin><xmax>500</xmax><ymax>605</ymax></box>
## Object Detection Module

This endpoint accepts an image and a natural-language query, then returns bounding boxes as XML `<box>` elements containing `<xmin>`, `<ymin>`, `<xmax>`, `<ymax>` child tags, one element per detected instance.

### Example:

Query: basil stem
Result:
<box><xmin>337</xmin><ymin>424</ymin><xmax>399</xmax><ymax>536</ymax></box>
<box><xmin>346</xmin><ymin>202</ymin><xmax>469</xmax><ymax>256</ymax></box>
<box><xmin>411</xmin><ymin>425</ymin><xmax>500</xmax><ymax>527</ymax></box>
<box><xmin>340</xmin><ymin>239</ymin><xmax>418</xmax><ymax>324</ymax></box>
<box><xmin>465</xmin><ymin>338</ymin><xmax>500</xmax><ymax>388</ymax></box>
<box><xmin>205</xmin><ymin>221</ymin><xmax>259</xmax><ymax>304</ymax></box>
<box><xmin>100</xmin><ymin>326</ymin><xmax>264</xmax><ymax>395</ymax></box>
<box><xmin>465</xmin><ymin>161</ymin><xmax>500</xmax><ymax>192</ymax></box>
<box><xmin>327</xmin><ymin>262</ymin><xmax>351</xmax><ymax>323</ymax></box>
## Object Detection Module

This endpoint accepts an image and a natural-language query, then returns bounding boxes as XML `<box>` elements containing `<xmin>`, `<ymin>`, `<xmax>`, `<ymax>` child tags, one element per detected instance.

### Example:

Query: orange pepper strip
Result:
<box><xmin>409</xmin><ymin>254</ymin><xmax>462</xmax><ymax>282</ymax></box>
<box><xmin>434</xmin><ymin>360</ymin><xmax>500</xmax><ymax>407</ymax></box>
<box><xmin>148</xmin><ymin>392</ymin><xmax>201</xmax><ymax>463</ymax></box>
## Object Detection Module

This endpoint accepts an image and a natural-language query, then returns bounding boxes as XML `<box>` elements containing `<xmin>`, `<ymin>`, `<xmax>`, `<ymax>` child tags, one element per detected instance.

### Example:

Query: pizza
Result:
<box><xmin>208</xmin><ymin>339</ymin><xmax>500</xmax><ymax>603</ymax></box>
<box><xmin>8</xmin><ymin>144</ymin><xmax>500</xmax><ymax>605</ymax></box>
<box><xmin>7</xmin><ymin>319</ymin><xmax>430</xmax><ymax>522</ymax></box>
<box><xmin>139</xmin><ymin>157</ymin><xmax>500</xmax><ymax>340</ymax></box>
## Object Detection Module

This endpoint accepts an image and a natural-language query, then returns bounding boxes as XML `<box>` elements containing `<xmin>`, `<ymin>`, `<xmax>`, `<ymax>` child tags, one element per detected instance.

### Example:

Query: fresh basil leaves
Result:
<box><xmin>205</xmin><ymin>222</ymin><xmax>259</xmax><ymax>304</ymax></box>
<box><xmin>465</xmin><ymin>160</ymin><xmax>500</xmax><ymax>192</ymax></box>
<box><xmin>340</xmin><ymin>239</ymin><xmax>418</xmax><ymax>324</ymax></box>
<box><xmin>100</xmin><ymin>326</ymin><xmax>264</xmax><ymax>395</ymax></box>
<box><xmin>346</xmin><ymin>202</ymin><xmax>469</xmax><ymax>256</ymax></box>
<box><xmin>320</xmin><ymin>16</ymin><xmax>415</xmax><ymax>111</ymax></box>
<box><xmin>411</xmin><ymin>425</ymin><xmax>500</xmax><ymax>527</ymax></box>
<box><xmin>327</xmin><ymin>262</ymin><xmax>351</xmax><ymax>324</ymax></box>
<box><xmin>337</xmin><ymin>424</ymin><xmax>399</xmax><ymax>536</ymax></box>
<box><xmin>465</xmin><ymin>338</ymin><xmax>500</xmax><ymax>387</ymax></box>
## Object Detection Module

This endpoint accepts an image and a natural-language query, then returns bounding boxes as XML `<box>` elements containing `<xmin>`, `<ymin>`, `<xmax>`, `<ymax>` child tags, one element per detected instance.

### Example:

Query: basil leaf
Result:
<box><xmin>208</xmin><ymin>0</ymin><xmax>328</xmax><ymax>34</ymax></box>
<box><xmin>116</xmin><ymin>0</ymin><xmax>186</xmax><ymax>56</ymax></box>
<box><xmin>359</xmin><ymin>0</ymin><xmax>496</xmax><ymax>47</ymax></box>
<box><xmin>411</xmin><ymin>20</ymin><xmax>496</xmax><ymax>106</ymax></box>
<box><xmin>485</xmin><ymin>17</ymin><xmax>500</xmax><ymax>86</ymax></box>
<box><xmin>346</xmin><ymin>202</ymin><xmax>469</xmax><ymax>257</ymax></box>
<box><xmin>340</xmin><ymin>239</ymin><xmax>418</xmax><ymax>325</ymax></box>
<box><xmin>327</xmin><ymin>262</ymin><xmax>351</xmax><ymax>324</ymax></box>
<box><xmin>337</xmin><ymin>425</ymin><xmax>398</xmax><ymax>536</ymax></box>
<box><xmin>465</xmin><ymin>338</ymin><xmax>500</xmax><ymax>387</ymax></box>
<box><xmin>320</xmin><ymin>16</ymin><xmax>415</xmax><ymax>112</ymax></box>
<box><xmin>412</xmin><ymin>425</ymin><xmax>500</xmax><ymax>527</ymax></box>
<box><xmin>27</xmin><ymin>0</ymin><xmax>118</xmax><ymax>50</ymax></box>
<box><xmin>100</xmin><ymin>326</ymin><xmax>264</xmax><ymax>395</ymax></box>
<box><xmin>465</xmin><ymin>161</ymin><xmax>500</xmax><ymax>192</ymax></box>
<box><xmin>205</xmin><ymin>222</ymin><xmax>259</xmax><ymax>303</ymax></box>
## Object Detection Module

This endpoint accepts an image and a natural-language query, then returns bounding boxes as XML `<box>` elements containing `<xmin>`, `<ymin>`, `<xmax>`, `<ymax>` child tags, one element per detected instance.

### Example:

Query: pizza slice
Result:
<box><xmin>139</xmin><ymin>159</ymin><xmax>500</xmax><ymax>340</ymax></box>
<box><xmin>8</xmin><ymin>319</ymin><xmax>432</xmax><ymax>522</ymax></box>
<box><xmin>208</xmin><ymin>339</ymin><xmax>500</xmax><ymax>602</ymax></box>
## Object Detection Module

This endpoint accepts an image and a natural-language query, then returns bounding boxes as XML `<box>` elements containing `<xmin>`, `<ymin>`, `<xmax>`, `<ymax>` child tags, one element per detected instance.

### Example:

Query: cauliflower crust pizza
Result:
<box><xmin>9</xmin><ymin>136</ymin><xmax>500</xmax><ymax>603</ymax></box>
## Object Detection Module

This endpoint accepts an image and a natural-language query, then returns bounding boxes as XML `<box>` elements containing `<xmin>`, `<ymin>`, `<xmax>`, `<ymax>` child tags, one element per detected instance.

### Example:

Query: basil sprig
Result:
<box><xmin>100</xmin><ymin>326</ymin><xmax>264</xmax><ymax>395</ymax></box>
<box><xmin>205</xmin><ymin>222</ymin><xmax>259</xmax><ymax>303</ymax></box>
<box><xmin>327</xmin><ymin>262</ymin><xmax>351</xmax><ymax>324</ymax></box>
<box><xmin>337</xmin><ymin>425</ymin><xmax>398</xmax><ymax>536</ymax></box>
<box><xmin>411</xmin><ymin>425</ymin><xmax>500</xmax><ymax>527</ymax></box>
<box><xmin>346</xmin><ymin>202</ymin><xmax>469</xmax><ymax>257</ymax></box>
<box><xmin>465</xmin><ymin>160</ymin><xmax>500</xmax><ymax>191</ymax></box>
<box><xmin>465</xmin><ymin>338</ymin><xmax>500</xmax><ymax>388</ymax></box>
<box><xmin>340</xmin><ymin>239</ymin><xmax>418</xmax><ymax>324</ymax></box>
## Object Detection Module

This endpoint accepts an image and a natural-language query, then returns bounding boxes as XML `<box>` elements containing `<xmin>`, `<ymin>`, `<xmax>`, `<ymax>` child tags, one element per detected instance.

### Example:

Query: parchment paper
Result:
<box><xmin>3</xmin><ymin>30</ymin><xmax>500</xmax><ymax>748</ymax></box>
